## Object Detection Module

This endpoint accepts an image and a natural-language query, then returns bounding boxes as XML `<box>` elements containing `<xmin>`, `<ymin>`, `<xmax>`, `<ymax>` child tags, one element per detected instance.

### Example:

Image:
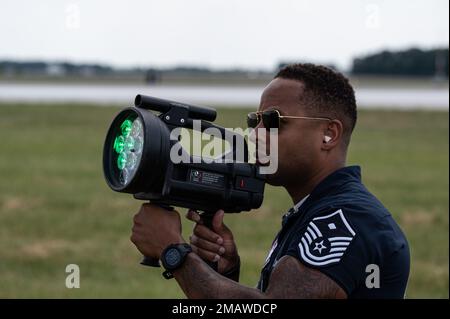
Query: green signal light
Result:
<box><xmin>121</xmin><ymin>119</ymin><xmax>133</xmax><ymax>137</ymax></box>
<box><xmin>113</xmin><ymin>135</ymin><xmax>125</xmax><ymax>153</ymax></box>
<box><xmin>111</xmin><ymin>116</ymin><xmax>143</xmax><ymax>185</ymax></box>
<box><xmin>117</xmin><ymin>152</ymin><xmax>127</xmax><ymax>170</ymax></box>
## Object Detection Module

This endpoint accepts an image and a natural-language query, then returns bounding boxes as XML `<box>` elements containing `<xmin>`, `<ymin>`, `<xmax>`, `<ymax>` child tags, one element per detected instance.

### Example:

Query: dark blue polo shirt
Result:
<box><xmin>257</xmin><ymin>166</ymin><xmax>410</xmax><ymax>298</ymax></box>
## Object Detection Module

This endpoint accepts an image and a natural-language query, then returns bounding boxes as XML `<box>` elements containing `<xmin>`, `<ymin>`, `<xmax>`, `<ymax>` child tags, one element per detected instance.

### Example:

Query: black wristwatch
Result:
<box><xmin>160</xmin><ymin>243</ymin><xmax>193</xmax><ymax>279</ymax></box>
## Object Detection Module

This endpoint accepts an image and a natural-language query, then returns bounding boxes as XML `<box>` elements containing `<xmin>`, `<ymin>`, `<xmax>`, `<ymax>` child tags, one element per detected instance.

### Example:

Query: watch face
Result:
<box><xmin>165</xmin><ymin>248</ymin><xmax>181</xmax><ymax>268</ymax></box>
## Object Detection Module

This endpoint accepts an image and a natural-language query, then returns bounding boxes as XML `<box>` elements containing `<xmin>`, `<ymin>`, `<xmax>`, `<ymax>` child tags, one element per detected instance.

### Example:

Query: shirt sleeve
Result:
<box><xmin>285</xmin><ymin>208</ymin><xmax>370</xmax><ymax>296</ymax></box>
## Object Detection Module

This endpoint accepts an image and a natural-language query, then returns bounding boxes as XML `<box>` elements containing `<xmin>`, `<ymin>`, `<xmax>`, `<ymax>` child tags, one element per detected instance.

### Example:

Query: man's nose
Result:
<box><xmin>249</xmin><ymin>127</ymin><xmax>269</xmax><ymax>146</ymax></box>
<box><xmin>249</xmin><ymin>127</ymin><xmax>263</xmax><ymax>145</ymax></box>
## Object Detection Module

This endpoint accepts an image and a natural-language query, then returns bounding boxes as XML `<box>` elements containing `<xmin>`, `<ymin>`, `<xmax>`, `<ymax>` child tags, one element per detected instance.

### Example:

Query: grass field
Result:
<box><xmin>0</xmin><ymin>103</ymin><xmax>448</xmax><ymax>298</ymax></box>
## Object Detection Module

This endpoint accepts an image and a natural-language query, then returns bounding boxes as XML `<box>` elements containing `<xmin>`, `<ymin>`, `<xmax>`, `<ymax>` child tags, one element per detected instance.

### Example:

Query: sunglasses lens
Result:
<box><xmin>262</xmin><ymin>110</ymin><xmax>280</xmax><ymax>129</ymax></box>
<box><xmin>247</xmin><ymin>113</ymin><xmax>259</xmax><ymax>128</ymax></box>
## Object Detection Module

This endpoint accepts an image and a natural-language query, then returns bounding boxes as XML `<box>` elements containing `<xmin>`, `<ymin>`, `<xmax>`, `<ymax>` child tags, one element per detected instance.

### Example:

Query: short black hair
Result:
<box><xmin>275</xmin><ymin>63</ymin><xmax>357</xmax><ymax>144</ymax></box>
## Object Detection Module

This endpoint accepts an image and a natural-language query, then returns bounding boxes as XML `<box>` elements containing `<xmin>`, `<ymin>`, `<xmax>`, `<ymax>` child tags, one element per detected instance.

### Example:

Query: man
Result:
<box><xmin>130</xmin><ymin>63</ymin><xmax>410</xmax><ymax>298</ymax></box>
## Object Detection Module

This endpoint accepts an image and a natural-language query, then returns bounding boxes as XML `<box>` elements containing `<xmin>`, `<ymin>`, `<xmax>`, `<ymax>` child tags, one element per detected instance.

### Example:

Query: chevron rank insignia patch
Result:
<box><xmin>298</xmin><ymin>209</ymin><xmax>356</xmax><ymax>266</ymax></box>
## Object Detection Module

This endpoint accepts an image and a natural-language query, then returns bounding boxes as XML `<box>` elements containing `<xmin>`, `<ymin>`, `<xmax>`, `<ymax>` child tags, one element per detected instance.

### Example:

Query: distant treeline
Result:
<box><xmin>0</xmin><ymin>61</ymin><xmax>116</xmax><ymax>78</ymax></box>
<box><xmin>351</xmin><ymin>48</ymin><xmax>448</xmax><ymax>77</ymax></box>
<box><xmin>0</xmin><ymin>61</ymin><xmax>266</xmax><ymax>76</ymax></box>
<box><xmin>1</xmin><ymin>47</ymin><xmax>448</xmax><ymax>79</ymax></box>
<box><xmin>0</xmin><ymin>60</ymin><xmax>269</xmax><ymax>83</ymax></box>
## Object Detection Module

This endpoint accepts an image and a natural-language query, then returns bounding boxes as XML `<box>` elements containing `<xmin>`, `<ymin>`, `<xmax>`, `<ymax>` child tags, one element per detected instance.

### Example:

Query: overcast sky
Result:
<box><xmin>1</xmin><ymin>0</ymin><xmax>448</xmax><ymax>71</ymax></box>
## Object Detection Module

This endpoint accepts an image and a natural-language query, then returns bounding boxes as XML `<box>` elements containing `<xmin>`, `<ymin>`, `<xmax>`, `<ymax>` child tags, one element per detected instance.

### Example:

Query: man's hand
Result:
<box><xmin>186</xmin><ymin>209</ymin><xmax>240</xmax><ymax>274</ymax></box>
<box><xmin>131</xmin><ymin>203</ymin><xmax>185</xmax><ymax>259</ymax></box>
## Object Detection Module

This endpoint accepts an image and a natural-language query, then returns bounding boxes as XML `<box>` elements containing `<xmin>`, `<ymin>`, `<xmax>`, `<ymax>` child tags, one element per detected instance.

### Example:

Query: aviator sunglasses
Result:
<box><xmin>247</xmin><ymin>109</ymin><xmax>332</xmax><ymax>129</ymax></box>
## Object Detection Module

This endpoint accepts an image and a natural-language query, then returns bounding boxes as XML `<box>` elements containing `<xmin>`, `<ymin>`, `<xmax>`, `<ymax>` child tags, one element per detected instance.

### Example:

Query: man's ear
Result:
<box><xmin>321</xmin><ymin>119</ymin><xmax>343</xmax><ymax>150</ymax></box>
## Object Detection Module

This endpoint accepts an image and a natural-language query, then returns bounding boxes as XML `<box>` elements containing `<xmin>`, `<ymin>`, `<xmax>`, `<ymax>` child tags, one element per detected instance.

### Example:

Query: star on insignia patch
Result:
<box><xmin>298</xmin><ymin>209</ymin><xmax>356</xmax><ymax>266</ymax></box>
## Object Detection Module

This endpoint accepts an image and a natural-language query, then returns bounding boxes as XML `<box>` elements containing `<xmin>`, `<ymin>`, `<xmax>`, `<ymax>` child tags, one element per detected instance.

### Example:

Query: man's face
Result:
<box><xmin>255</xmin><ymin>78</ymin><xmax>327</xmax><ymax>187</ymax></box>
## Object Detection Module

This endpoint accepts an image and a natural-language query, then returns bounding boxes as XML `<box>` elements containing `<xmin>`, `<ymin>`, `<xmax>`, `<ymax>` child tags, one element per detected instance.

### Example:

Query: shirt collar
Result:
<box><xmin>294</xmin><ymin>194</ymin><xmax>310</xmax><ymax>211</ymax></box>
<box><xmin>282</xmin><ymin>194</ymin><xmax>310</xmax><ymax>226</ymax></box>
<box><xmin>280</xmin><ymin>166</ymin><xmax>361</xmax><ymax>227</ymax></box>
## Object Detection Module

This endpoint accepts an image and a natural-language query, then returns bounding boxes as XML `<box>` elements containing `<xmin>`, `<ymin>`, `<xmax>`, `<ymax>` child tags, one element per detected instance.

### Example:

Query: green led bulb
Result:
<box><xmin>113</xmin><ymin>135</ymin><xmax>125</xmax><ymax>154</ymax></box>
<box><xmin>121</xmin><ymin>119</ymin><xmax>133</xmax><ymax>137</ymax></box>
<box><xmin>117</xmin><ymin>152</ymin><xmax>127</xmax><ymax>170</ymax></box>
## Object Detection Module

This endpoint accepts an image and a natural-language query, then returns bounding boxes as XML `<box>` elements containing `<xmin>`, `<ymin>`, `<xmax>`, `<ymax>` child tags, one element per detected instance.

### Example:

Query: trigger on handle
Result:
<box><xmin>200</xmin><ymin>212</ymin><xmax>215</xmax><ymax>228</ymax></box>
<box><xmin>199</xmin><ymin>212</ymin><xmax>219</xmax><ymax>272</ymax></box>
